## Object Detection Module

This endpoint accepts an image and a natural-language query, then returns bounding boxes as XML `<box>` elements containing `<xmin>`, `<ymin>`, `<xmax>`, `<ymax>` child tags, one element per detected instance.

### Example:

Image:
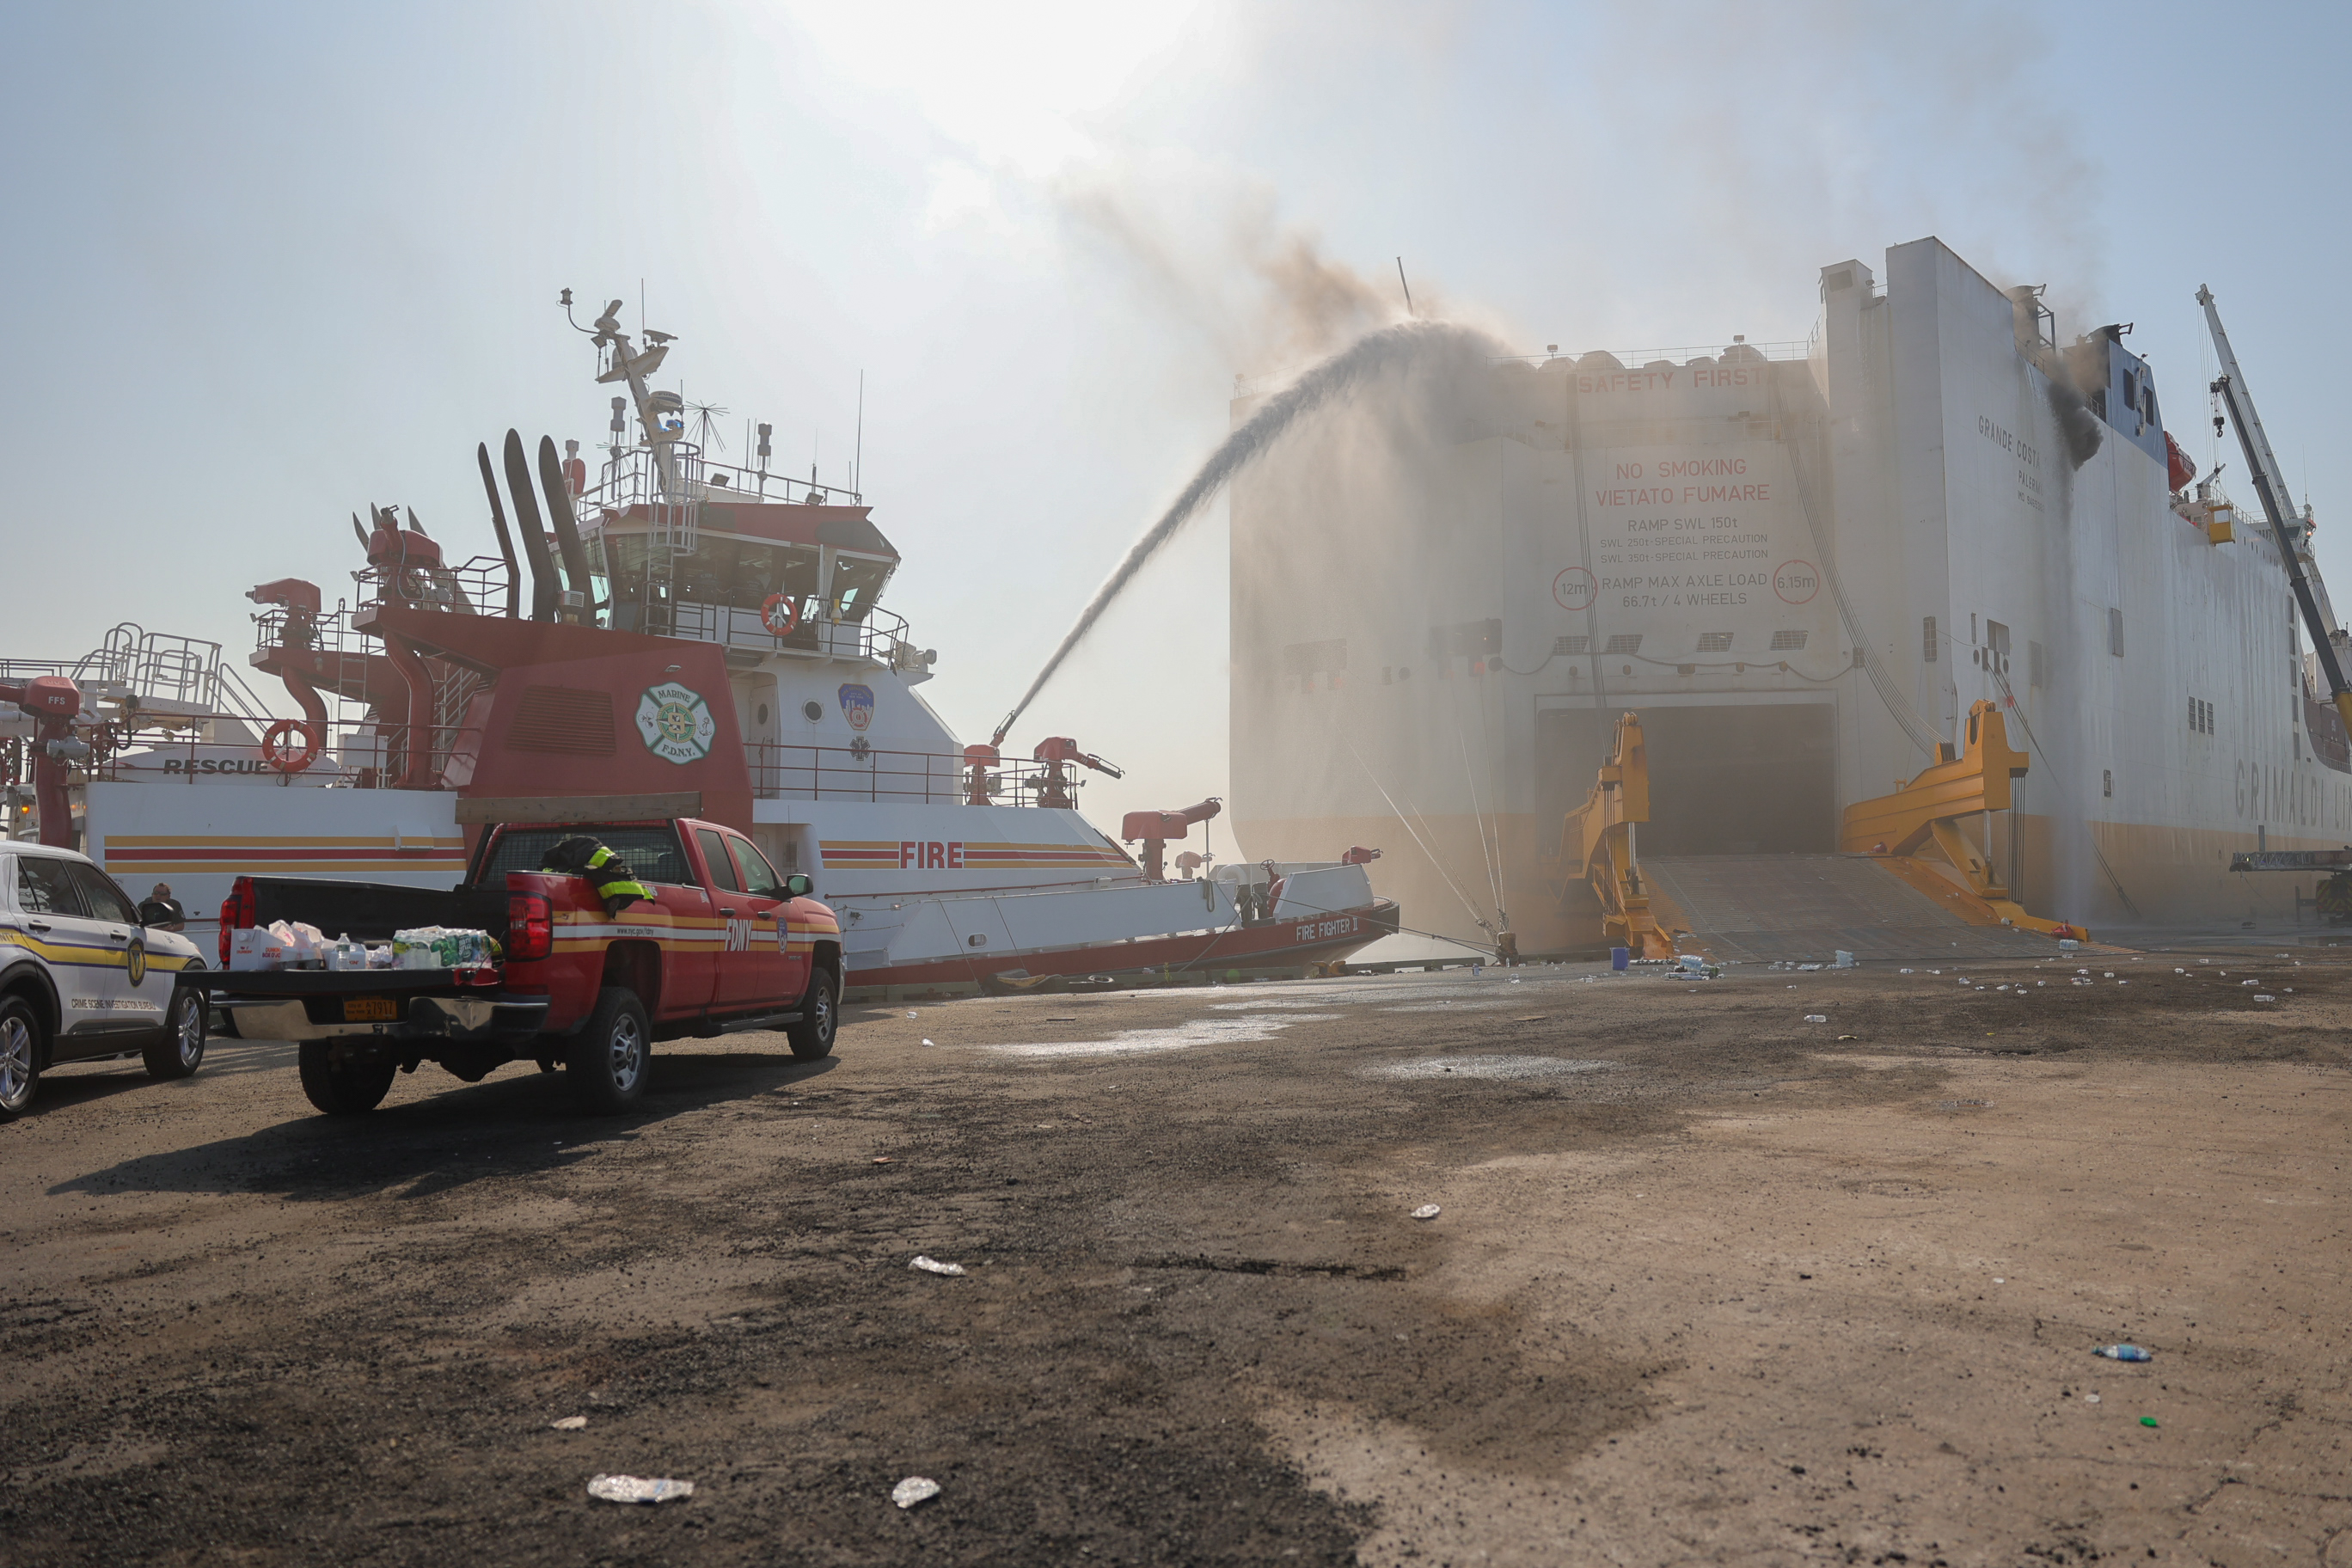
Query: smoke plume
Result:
<box><xmin>1058</xmin><ymin>172</ymin><xmax>1428</xmax><ymax>374</ymax></box>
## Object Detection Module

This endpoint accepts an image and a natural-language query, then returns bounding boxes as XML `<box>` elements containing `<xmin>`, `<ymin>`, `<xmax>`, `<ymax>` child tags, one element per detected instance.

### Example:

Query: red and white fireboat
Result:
<box><xmin>3</xmin><ymin>294</ymin><xmax>1396</xmax><ymax>995</ymax></box>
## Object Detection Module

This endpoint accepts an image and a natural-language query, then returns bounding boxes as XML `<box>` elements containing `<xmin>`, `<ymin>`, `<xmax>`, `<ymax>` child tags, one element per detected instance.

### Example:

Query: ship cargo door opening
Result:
<box><xmin>1536</xmin><ymin>700</ymin><xmax>1838</xmax><ymax>855</ymax></box>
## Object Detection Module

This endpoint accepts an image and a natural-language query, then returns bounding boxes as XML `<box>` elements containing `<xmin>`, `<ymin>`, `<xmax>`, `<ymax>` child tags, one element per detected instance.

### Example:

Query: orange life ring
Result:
<box><xmin>759</xmin><ymin>592</ymin><xmax>800</xmax><ymax>637</ymax></box>
<box><xmin>261</xmin><ymin>719</ymin><xmax>322</xmax><ymax>775</ymax></box>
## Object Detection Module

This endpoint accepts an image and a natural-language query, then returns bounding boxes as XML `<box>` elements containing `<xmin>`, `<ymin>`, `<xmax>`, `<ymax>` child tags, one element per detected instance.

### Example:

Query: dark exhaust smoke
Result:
<box><xmin>2010</xmin><ymin>285</ymin><xmax>2103</xmax><ymax>469</ymax></box>
<box><xmin>2044</xmin><ymin>375</ymin><xmax>2104</xmax><ymax>468</ymax></box>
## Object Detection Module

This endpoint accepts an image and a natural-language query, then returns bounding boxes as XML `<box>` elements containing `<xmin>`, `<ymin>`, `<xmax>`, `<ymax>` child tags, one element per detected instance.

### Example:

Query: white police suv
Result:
<box><xmin>0</xmin><ymin>840</ymin><xmax>209</xmax><ymax>1116</ymax></box>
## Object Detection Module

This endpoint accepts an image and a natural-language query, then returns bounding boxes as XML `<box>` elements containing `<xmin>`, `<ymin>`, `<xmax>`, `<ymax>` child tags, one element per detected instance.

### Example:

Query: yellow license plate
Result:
<box><xmin>343</xmin><ymin>996</ymin><xmax>398</xmax><ymax>1022</ymax></box>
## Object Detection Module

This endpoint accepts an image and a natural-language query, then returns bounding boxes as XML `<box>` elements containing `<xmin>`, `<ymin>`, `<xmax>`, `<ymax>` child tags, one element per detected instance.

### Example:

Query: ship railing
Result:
<box><xmin>253</xmin><ymin>597</ymin><xmax>364</xmax><ymax>661</ymax></box>
<box><xmin>93</xmin><ymin>714</ymin><xmax>487</xmax><ymax>791</ymax></box>
<box><xmin>91</xmin><ymin>718</ymin><xmax>1075</xmax><ymax>807</ymax></box>
<box><xmin>108</xmin><ymin>627</ymin><xmax>224</xmax><ymax>710</ymax></box>
<box><xmin>3</xmin><ymin>623</ymin><xmax>260</xmax><ymax>714</ymax></box>
<box><xmin>579</xmin><ymin>444</ymin><xmax>860</xmax><ymax>515</ymax></box>
<box><xmin>0</xmin><ymin>656</ymin><xmax>104</xmax><ymax>686</ymax></box>
<box><xmin>206</xmin><ymin>657</ymin><xmax>273</xmax><ymax>721</ymax></box>
<box><xmin>663</xmin><ymin>599</ymin><xmax>916</xmax><ymax>665</ymax></box>
<box><xmin>0</xmin><ymin>652</ymin><xmax>138</xmax><ymax>699</ymax></box>
<box><xmin>579</xmin><ymin>445</ymin><xmax>701</xmax><ymax>555</ymax></box>
<box><xmin>341</xmin><ymin>715</ymin><xmax>484</xmax><ymax>790</ymax></box>
<box><xmin>260</xmin><ymin>566</ymin><xmax>916</xmax><ymax>673</ymax></box>
<box><xmin>353</xmin><ymin>554</ymin><xmax>515</xmax><ymax>618</ymax></box>
<box><xmin>744</xmin><ymin>742</ymin><xmax>1083</xmax><ymax>806</ymax></box>
<box><xmin>579</xmin><ymin>444</ymin><xmax>677</xmax><ymax>515</ymax></box>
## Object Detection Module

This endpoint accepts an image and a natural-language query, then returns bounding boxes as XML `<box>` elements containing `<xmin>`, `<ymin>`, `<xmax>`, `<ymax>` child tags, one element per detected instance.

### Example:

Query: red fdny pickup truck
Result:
<box><xmin>185</xmin><ymin>818</ymin><xmax>840</xmax><ymax>1116</ymax></box>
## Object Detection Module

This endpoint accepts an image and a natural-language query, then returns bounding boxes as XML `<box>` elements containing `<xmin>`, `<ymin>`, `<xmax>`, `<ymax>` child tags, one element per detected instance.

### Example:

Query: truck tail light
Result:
<box><xmin>508</xmin><ymin>891</ymin><xmax>553</xmax><ymax>961</ymax></box>
<box><xmin>217</xmin><ymin>876</ymin><xmax>255</xmax><ymax>966</ymax></box>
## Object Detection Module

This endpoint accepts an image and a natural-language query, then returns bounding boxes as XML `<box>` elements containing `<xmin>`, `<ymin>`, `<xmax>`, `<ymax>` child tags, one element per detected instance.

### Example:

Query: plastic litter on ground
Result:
<box><xmin>587</xmin><ymin>1474</ymin><xmax>695</xmax><ymax>1504</ymax></box>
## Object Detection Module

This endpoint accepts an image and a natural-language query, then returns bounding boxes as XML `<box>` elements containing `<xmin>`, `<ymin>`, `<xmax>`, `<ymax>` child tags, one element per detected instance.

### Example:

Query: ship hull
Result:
<box><xmin>845</xmin><ymin>896</ymin><xmax>1400</xmax><ymax>993</ymax></box>
<box><xmin>75</xmin><ymin>780</ymin><xmax>1392</xmax><ymax>988</ymax></box>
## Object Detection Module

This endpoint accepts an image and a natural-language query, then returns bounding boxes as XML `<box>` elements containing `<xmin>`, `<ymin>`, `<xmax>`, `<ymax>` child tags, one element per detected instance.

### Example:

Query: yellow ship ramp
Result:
<box><xmin>1550</xmin><ymin>700</ymin><xmax>2083</xmax><ymax>964</ymax></box>
<box><xmin>1635</xmin><ymin>854</ymin><xmax>2055</xmax><ymax>964</ymax></box>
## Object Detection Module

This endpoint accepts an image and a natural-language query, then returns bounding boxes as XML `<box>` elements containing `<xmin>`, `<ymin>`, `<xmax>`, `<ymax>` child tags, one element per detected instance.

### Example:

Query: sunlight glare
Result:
<box><xmin>779</xmin><ymin>1</ymin><xmax>1202</xmax><ymax>178</ymax></box>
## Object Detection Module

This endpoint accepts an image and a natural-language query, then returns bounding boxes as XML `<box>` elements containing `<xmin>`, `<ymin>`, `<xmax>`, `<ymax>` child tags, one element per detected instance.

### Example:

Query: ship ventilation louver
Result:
<box><xmin>506</xmin><ymin>685</ymin><xmax>617</xmax><ymax>755</ymax></box>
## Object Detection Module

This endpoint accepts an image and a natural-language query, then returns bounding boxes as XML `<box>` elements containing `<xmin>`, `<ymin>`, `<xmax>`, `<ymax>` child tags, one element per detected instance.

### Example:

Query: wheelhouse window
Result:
<box><xmin>830</xmin><ymin>554</ymin><xmax>893</xmax><ymax>622</ymax></box>
<box><xmin>595</xmin><ymin>534</ymin><xmax>823</xmax><ymax>640</ymax></box>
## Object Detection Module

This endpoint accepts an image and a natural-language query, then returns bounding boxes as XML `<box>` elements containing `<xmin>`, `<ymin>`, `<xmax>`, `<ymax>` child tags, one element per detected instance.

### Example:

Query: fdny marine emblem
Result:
<box><xmin>636</xmin><ymin>682</ymin><xmax>716</xmax><ymax>764</ymax></box>
<box><xmin>837</xmin><ymin>683</ymin><xmax>875</xmax><ymax>732</ymax></box>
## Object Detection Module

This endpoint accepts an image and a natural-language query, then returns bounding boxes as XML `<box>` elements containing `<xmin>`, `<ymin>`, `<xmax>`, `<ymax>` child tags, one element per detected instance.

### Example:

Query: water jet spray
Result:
<box><xmin>991</xmin><ymin>318</ymin><xmax>1499</xmax><ymax>747</ymax></box>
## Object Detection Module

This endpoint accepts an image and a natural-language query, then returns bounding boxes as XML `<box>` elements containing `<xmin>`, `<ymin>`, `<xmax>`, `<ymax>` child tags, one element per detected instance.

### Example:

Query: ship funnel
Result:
<box><xmin>475</xmin><ymin>444</ymin><xmax>524</xmax><ymax>618</ymax></box>
<box><xmin>537</xmin><ymin>435</ymin><xmax>598</xmax><ymax>628</ymax></box>
<box><xmin>492</xmin><ymin>433</ymin><xmax>560</xmax><ymax>622</ymax></box>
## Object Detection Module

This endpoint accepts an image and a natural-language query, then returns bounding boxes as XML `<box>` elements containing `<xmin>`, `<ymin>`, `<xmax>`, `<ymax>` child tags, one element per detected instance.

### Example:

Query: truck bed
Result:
<box><xmin>236</xmin><ymin>877</ymin><xmax>504</xmax><ymax>944</ymax></box>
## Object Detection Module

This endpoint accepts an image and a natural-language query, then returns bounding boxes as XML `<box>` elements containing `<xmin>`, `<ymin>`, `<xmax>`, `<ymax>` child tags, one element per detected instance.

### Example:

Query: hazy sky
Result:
<box><xmin>5</xmin><ymin>0</ymin><xmax>2348</xmax><ymax>839</ymax></box>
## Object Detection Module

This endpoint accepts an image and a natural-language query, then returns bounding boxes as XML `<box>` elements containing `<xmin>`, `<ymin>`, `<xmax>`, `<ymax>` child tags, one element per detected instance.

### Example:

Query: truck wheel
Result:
<box><xmin>144</xmin><ymin>985</ymin><xmax>208</xmax><ymax>1081</ymax></box>
<box><xmin>786</xmin><ymin>965</ymin><xmax>838</xmax><ymax>1061</ymax></box>
<box><xmin>297</xmin><ymin>1041</ymin><xmax>397</xmax><ymax>1115</ymax></box>
<box><xmin>566</xmin><ymin>988</ymin><xmax>651</xmax><ymax>1112</ymax></box>
<box><xmin>0</xmin><ymin>995</ymin><xmax>43</xmax><ymax>1118</ymax></box>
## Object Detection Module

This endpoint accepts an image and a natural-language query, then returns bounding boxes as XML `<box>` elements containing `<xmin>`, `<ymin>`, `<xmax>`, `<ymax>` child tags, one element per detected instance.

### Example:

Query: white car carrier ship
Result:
<box><xmin>1228</xmin><ymin>237</ymin><xmax>2352</xmax><ymax>954</ymax></box>
<box><xmin>1</xmin><ymin>295</ymin><xmax>1396</xmax><ymax>994</ymax></box>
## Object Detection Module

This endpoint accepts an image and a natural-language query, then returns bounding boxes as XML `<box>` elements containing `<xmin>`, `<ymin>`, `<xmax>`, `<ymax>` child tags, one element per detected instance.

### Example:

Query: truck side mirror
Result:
<box><xmin>784</xmin><ymin>874</ymin><xmax>813</xmax><ymax>898</ymax></box>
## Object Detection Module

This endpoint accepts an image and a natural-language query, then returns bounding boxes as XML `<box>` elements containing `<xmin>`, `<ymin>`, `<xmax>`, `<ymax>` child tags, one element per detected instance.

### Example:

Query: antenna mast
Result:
<box><xmin>567</xmin><ymin>285</ymin><xmax>695</xmax><ymax>631</ymax></box>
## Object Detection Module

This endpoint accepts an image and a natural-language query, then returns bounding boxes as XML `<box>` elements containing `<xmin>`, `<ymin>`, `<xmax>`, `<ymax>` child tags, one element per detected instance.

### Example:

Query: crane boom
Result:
<box><xmin>2197</xmin><ymin>285</ymin><xmax>2301</xmax><ymax>527</ymax></box>
<box><xmin>2197</xmin><ymin>284</ymin><xmax>2352</xmax><ymax>735</ymax></box>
